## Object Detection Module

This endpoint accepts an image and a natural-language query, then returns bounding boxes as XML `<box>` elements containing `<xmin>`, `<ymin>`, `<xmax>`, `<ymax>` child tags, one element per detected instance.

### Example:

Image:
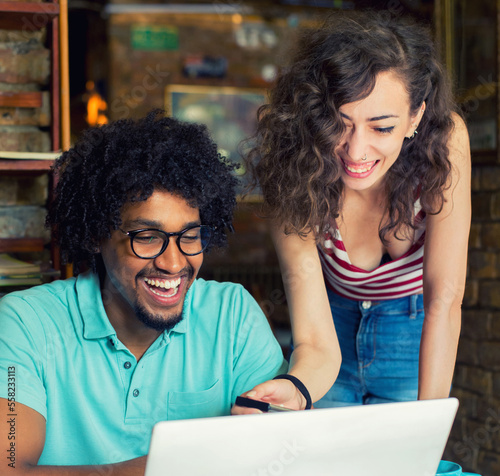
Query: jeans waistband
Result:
<box><xmin>329</xmin><ymin>289</ymin><xmax>423</xmax><ymax>317</ymax></box>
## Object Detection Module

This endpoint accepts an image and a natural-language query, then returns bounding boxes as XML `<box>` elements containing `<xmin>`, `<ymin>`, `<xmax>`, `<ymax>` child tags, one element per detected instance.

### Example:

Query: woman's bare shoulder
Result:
<box><xmin>450</xmin><ymin>112</ymin><xmax>469</xmax><ymax>141</ymax></box>
<box><xmin>448</xmin><ymin>112</ymin><xmax>470</xmax><ymax>167</ymax></box>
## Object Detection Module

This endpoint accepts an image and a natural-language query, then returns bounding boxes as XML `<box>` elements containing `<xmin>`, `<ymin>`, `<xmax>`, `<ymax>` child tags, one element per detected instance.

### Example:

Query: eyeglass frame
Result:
<box><xmin>119</xmin><ymin>224</ymin><xmax>214</xmax><ymax>259</ymax></box>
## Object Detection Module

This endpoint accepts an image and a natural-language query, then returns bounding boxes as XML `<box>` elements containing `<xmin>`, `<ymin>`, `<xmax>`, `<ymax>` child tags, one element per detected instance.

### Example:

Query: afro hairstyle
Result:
<box><xmin>47</xmin><ymin>109</ymin><xmax>239</xmax><ymax>274</ymax></box>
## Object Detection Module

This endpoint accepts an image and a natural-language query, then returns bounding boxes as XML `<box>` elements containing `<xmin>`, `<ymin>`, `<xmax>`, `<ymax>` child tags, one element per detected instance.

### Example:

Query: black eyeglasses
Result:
<box><xmin>119</xmin><ymin>225</ymin><xmax>214</xmax><ymax>259</ymax></box>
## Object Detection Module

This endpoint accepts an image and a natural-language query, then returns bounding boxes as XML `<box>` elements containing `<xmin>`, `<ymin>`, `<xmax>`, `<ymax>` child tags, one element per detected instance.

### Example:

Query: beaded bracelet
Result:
<box><xmin>273</xmin><ymin>374</ymin><xmax>312</xmax><ymax>410</ymax></box>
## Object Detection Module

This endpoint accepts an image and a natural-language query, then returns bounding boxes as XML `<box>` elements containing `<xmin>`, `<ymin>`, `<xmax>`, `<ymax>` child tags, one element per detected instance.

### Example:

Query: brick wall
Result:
<box><xmin>0</xmin><ymin>28</ymin><xmax>51</xmax><ymax>151</ymax></box>
<box><xmin>0</xmin><ymin>27</ymin><xmax>51</xmax><ymax>248</ymax></box>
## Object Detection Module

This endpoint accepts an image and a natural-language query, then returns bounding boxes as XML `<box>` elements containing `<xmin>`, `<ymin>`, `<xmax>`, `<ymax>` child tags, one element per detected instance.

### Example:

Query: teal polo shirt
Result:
<box><xmin>0</xmin><ymin>272</ymin><xmax>287</xmax><ymax>466</ymax></box>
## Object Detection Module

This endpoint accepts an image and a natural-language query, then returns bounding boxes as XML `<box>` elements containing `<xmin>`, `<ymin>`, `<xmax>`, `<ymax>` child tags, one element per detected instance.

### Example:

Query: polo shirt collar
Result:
<box><xmin>77</xmin><ymin>271</ymin><xmax>116</xmax><ymax>340</ymax></box>
<box><xmin>77</xmin><ymin>271</ymin><xmax>192</xmax><ymax>340</ymax></box>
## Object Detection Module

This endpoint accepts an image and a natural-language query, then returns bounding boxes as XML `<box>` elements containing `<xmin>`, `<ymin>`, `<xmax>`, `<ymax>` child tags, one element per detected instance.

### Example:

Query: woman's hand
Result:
<box><xmin>231</xmin><ymin>379</ymin><xmax>305</xmax><ymax>415</ymax></box>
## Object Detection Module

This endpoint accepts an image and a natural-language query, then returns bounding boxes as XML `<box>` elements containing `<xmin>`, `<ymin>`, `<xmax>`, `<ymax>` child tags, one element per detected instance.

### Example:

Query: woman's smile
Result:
<box><xmin>341</xmin><ymin>158</ymin><xmax>379</xmax><ymax>178</ymax></box>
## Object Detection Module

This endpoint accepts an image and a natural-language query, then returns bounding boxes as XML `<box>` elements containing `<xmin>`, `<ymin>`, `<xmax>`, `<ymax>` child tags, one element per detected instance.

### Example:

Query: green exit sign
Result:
<box><xmin>131</xmin><ymin>25</ymin><xmax>179</xmax><ymax>51</ymax></box>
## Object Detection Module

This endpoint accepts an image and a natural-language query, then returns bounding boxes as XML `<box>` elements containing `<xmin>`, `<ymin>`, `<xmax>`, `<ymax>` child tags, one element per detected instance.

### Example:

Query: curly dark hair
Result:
<box><xmin>47</xmin><ymin>110</ymin><xmax>239</xmax><ymax>273</ymax></box>
<box><xmin>247</xmin><ymin>11</ymin><xmax>457</xmax><ymax>242</ymax></box>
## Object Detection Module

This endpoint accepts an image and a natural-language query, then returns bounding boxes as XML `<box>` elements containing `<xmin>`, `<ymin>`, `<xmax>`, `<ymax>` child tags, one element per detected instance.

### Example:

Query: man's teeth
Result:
<box><xmin>144</xmin><ymin>277</ymin><xmax>181</xmax><ymax>290</ymax></box>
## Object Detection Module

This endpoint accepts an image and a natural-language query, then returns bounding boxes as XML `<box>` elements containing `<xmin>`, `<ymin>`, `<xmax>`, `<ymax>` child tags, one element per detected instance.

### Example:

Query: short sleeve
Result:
<box><xmin>229</xmin><ymin>286</ymin><xmax>288</xmax><ymax>402</ymax></box>
<box><xmin>0</xmin><ymin>294</ymin><xmax>47</xmax><ymax>419</ymax></box>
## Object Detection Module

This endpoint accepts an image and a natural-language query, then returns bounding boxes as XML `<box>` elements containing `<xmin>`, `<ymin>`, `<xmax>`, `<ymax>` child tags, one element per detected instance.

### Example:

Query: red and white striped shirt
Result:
<box><xmin>318</xmin><ymin>200</ymin><xmax>426</xmax><ymax>301</ymax></box>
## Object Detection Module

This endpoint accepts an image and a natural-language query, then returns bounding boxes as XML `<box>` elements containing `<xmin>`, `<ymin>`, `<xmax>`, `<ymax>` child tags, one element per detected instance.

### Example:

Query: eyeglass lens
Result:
<box><xmin>131</xmin><ymin>226</ymin><xmax>212</xmax><ymax>258</ymax></box>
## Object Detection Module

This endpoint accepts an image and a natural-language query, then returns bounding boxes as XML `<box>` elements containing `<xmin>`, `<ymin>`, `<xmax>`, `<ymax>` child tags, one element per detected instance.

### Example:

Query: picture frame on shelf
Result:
<box><xmin>165</xmin><ymin>84</ymin><xmax>267</xmax><ymax>199</ymax></box>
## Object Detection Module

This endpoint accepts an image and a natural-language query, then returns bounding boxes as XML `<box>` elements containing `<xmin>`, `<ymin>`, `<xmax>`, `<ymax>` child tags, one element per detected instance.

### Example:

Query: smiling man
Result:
<box><xmin>0</xmin><ymin>111</ymin><xmax>287</xmax><ymax>475</ymax></box>
<box><xmin>100</xmin><ymin>191</ymin><xmax>205</xmax><ymax>352</ymax></box>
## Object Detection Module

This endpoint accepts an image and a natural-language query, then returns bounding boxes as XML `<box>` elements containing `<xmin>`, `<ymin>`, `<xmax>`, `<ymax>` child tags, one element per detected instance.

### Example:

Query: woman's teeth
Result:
<box><xmin>344</xmin><ymin>161</ymin><xmax>376</xmax><ymax>174</ymax></box>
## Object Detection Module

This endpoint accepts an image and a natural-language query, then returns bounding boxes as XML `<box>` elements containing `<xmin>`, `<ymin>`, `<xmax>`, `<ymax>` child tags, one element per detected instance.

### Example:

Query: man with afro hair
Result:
<box><xmin>0</xmin><ymin>110</ymin><xmax>287</xmax><ymax>474</ymax></box>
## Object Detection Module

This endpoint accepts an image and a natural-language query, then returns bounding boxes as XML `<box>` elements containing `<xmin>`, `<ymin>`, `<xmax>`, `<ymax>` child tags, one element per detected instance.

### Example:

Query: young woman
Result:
<box><xmin>235</xmin><ymin>11</ymin><xmax>471</xmax><ymax>411</ymax></box>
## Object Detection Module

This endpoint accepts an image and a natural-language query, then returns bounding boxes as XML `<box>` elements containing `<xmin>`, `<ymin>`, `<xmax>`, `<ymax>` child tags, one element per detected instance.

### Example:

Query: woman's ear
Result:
<box><xmin>406</xmin><ymin>102</ymin><xmax>426</xmax><ymax>139</ymax></box>
<box><xmin>415</xmin><ymin>101</ymin><xmax>426</xmax><ymax>125</ymax></box>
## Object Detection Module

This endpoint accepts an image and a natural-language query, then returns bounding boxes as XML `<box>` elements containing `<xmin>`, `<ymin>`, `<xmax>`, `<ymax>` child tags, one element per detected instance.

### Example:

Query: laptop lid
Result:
<box><xmin>145</xmin><ymin>397</ymin><xmax>458</xmax><ymax>476</ymax></box>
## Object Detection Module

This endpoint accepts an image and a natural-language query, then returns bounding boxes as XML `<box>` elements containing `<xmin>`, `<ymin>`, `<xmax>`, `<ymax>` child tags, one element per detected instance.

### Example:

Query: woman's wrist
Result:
<box><xmin>273</xmin><ymin>374</ymin><xmax>312</xmax><ymax>410</ymax></box>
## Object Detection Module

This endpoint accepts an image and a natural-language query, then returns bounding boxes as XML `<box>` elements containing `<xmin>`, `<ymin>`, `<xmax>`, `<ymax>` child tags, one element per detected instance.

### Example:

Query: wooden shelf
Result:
<box><xmin>0</xmin><ymin>238</ymin><xmax>45</xmax><ymax>253</ymax></box>
<box><xmin>0</xmin><ymin>92</ymin><xmax>43</xmax><ymax>108</ymax></box>
<box><xmin>0</xmin><ymin>159</ymin><xmax>54</xmax><ymax>172</ymax></box>
<box><xmin>0</xmin><ymin>2</ymin><xmax>59</xmax><ymax>30</ymax></box>
<box><xmin>0</xmin><ymin>1</ymin><xmax>59</xmax><ymax>13</ymax></box>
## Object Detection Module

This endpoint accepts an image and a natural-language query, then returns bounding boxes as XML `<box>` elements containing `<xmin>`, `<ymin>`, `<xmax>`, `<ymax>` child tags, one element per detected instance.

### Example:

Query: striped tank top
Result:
<box><xmin>318</xmin><ymin>199</ymin><xmax>426</xmax><ymax>301</ymax></box>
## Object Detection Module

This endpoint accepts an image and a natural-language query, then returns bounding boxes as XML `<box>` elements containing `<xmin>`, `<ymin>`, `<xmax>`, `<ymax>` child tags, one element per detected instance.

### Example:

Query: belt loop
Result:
<box><xmin>409</xmin><ymin>294</ymin><xmax>417</xmax><ymax>319</ymax></box>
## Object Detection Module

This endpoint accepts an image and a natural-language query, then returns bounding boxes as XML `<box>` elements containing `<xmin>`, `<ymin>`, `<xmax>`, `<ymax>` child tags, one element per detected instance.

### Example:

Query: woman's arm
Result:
<box><xmin>419</xmin><ymin>113</ymin><xmax>471</xmax><ymax>400</ymax></box>
<box><xmin>273</xmin><ymin>226</ymin><xmax>341</xmax><ymax>403</ymax></box>
<box><xmin>232</xmin><ymin>225</ymin><xmax>341</xmax><ymax>412</ymax></box>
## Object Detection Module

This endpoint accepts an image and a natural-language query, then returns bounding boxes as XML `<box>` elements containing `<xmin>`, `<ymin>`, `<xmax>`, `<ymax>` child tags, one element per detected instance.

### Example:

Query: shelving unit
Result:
<box><xmin>0</xmin><ymin>91</ymin><xmax>44</xmax><ymax>107</ymax></box>
<box><xmin>0</xmin><ymin>2</ymin><xmax>59</xmax><ymax>31</ymax></box>
<box><xmin>0</xmin><ymin>0</ymin><xmax>69</xmax><ymax>280</ymax></box>
<box><xmin>0</xmin><ymin>160</ymin><xmax>54</xmax><ymax>172</ymax></box>
<box><xmin>0</xmin><ymin>238</ymin><xmax>45</xmax><ymax>253</ymax></box>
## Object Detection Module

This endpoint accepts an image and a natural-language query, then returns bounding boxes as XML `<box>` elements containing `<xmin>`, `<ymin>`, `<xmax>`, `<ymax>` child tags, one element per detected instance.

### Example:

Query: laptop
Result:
<box><xmin>145</xmin><ymin>398</ymin><xmax>458</xmax><ymax>476</ymax></box>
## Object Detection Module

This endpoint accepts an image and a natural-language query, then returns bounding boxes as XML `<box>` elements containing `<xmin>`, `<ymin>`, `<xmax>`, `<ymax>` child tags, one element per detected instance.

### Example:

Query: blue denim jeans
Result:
<box><xmin>315</xmin><ymin>289</ymin><xmax>425</xmax><ymax>408</ymax></box>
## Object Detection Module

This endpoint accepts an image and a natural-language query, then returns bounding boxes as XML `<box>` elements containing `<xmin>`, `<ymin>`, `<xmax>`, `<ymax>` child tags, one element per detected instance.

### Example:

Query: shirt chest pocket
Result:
<box><xmin>167</xmin><ymin>379</ymin><xmax>226</xmax><ymax>421</ymax></box>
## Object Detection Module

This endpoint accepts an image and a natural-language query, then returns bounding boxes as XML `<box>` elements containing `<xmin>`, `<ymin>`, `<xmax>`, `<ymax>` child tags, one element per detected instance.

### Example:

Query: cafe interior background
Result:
<box><xmin>0</xmin><ymin>0</ymin><xmax>498</xmax><ymax>473</ymax></box>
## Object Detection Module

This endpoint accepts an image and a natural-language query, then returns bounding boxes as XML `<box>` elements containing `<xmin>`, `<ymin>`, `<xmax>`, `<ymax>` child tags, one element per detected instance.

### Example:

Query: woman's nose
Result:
<box><xmin>342</xmin><ymin>127</ymin><xmax>367</xmax><ymax>161</ymax></box>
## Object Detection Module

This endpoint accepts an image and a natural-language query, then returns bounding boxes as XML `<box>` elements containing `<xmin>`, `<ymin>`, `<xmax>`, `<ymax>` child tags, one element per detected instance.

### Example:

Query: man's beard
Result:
<box><xmin>133</xmin><ymin>265</ymin><xmax>194</xmax><ymax>332</ymax></box>
<box><xmin>133</xmin><ymin>301</ymin><xmax>183</xmax><ymax>332</ymax></box>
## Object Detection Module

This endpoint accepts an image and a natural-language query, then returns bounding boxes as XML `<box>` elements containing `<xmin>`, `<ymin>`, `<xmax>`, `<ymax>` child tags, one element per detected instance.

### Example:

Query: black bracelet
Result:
<box><xmin>273</xmin><ymin>374</ymin><xmax>312</xmax><ymax>410</ymax></box>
